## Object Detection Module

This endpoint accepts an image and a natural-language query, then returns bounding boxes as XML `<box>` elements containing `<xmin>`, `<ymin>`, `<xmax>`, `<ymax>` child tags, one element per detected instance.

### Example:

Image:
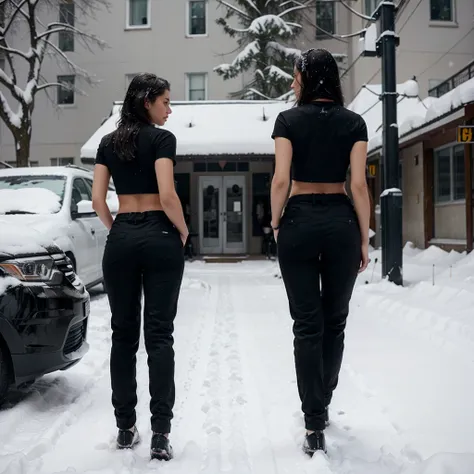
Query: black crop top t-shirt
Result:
<box><xmin>95</xmin><ymin>125</ymin><xmax>177</xmax><ymax>194</ymax></box>
<box><xmin>271</xmin><ymin>102</ymin><xmax>368</xmax><ymax>183</ymax></box>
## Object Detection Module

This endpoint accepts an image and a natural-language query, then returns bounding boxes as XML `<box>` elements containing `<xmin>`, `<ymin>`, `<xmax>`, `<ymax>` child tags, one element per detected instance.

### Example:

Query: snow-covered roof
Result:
<box><xmin>349</xmin><ymin>78</ymin><xmax>474</xmax><ymax>154</ymax></box>
<box><xmin>80</xmin><ymin>100</ymin><xmax>294</xmax><ymax>160</ymax></box>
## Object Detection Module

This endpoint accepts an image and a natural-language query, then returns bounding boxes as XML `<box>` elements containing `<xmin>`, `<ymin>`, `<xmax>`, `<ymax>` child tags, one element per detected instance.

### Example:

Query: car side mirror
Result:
<box><xmin>72</xmin><ymin>199</ymin><xmax>96</xmax><ymax>219</ymax></box>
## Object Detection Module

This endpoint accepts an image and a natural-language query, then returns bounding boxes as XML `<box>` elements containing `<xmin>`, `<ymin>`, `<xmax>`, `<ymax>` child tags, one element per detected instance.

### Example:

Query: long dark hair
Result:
<box><xmin>294</xmin><ymin>49</ymin><xmax>344</xmax><ymax>107</ymax></box>
<box><xmin>110</xmin><ymin>73</ymin><xmax>170</xmax><ymax>161</ymax></box>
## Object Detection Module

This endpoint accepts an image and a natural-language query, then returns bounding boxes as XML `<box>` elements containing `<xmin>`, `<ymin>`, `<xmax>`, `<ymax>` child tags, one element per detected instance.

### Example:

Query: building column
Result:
<box><xmin>423</xmin><ymin>141</ymin><xmax>434</xmax><ymax>249</ymax></box>
<box><xmin>464</xmin><ymin>104</ymin><xmax>474</xmax><ymax>252</ymax></box>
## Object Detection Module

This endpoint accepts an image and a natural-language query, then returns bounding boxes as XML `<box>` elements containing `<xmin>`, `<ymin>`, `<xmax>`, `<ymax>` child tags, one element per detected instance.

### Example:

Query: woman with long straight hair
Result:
<box><xmin>270</xmin><ymin>49</ymin><xmax>370</xmax><ymax>456</ymax></box>
<box><xmin>92</xmin><ymin>73</ymin><xmax>188</xmax><ymax>461</ymax></box>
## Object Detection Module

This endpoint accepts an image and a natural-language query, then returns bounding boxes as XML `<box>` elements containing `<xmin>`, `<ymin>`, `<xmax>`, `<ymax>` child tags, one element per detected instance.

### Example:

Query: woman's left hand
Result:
<box><xmin>273</xmin><ymin>228</ymin><xmax>279</xmax><ymax>243</ymax></box>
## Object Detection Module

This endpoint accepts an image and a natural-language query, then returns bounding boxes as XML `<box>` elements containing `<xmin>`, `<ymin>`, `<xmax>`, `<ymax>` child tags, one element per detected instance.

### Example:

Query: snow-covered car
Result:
<box><xmin>0</xmin><ymin>165</ymin><xmax>117</xmax><ymax>289</ymax></box>
<box><xmin>0</xmin><ymin>221</ymin><xmax>90</xmax><ymax>404</ymax></box>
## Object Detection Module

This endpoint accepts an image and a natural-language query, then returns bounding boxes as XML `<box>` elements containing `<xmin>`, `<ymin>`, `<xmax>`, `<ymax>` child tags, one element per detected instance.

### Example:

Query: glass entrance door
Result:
<box><xmin>199</xmin><ymin>175</ymin><xmax>246</xmax><ymax>254</ymax></box>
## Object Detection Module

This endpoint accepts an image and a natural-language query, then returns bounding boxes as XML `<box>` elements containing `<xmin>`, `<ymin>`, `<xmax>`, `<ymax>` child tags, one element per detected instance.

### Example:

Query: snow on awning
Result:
<box><xmin>348</xmin><ymin>80</ymin><xmax>435</xmax><ymax>153</ymax></box>
<box><xmin>80</xmin><ymin>100</ymin><xmax>294</xmax><ymax>160</ymax></box>
<box><xmin>349</xmin><ymin>78</ymin><xmax>474</xmax><ymax>154</ymax></box>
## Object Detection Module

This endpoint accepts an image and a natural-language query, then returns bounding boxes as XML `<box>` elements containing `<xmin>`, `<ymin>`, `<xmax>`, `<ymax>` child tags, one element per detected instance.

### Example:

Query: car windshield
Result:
<box><xmin>0</xmin><ymin>175</ymin><xmax>66</xmax><ymax>214</ymax></box>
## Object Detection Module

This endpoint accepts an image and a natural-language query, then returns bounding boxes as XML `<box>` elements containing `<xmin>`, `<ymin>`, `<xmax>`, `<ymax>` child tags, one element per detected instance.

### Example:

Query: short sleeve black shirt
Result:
<box><xmin>271</xmin><ymin>102</ymin><xmax>368</xmax><ymax>183</ymax></box>
<box><xmin>95</xmin><ymin>124</ymin><xmax>177</xmax><ymax>194</ymax></box>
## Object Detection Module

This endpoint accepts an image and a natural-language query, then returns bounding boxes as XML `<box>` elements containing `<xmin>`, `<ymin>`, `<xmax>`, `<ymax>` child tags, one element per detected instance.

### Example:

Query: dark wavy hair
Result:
<box><xmin>294</xmin><ymin>48</ymin><xmax>344</xmax><ymax>107</ymax></box>
<box><xmin>110</xmin><ymin>73</ymin><xmax>170</xmax><ymax>161</ymax></box>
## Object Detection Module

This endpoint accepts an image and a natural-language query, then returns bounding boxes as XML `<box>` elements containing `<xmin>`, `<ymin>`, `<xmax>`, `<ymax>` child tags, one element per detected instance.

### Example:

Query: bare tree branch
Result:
<box><xmin>216</xmin><ymin>0</ymin><xmax>253</xmax><ymax>20</ymax></box>
<box><xmin>0</xmin><ymin>0</ymin><xmax>28</xmax><ymax>34</ymax></box>
<box><xmin>0</xmin><ymin>0</ymin><xmax>110</xmax><ymax>166</ymax></box>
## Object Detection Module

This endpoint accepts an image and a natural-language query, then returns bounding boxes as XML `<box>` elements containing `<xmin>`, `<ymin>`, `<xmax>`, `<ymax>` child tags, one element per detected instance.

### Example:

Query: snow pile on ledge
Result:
<box><xmin>81</xmin><ymin>101</ymin><xmax>294</xmax><ymax>159</ymax></box>
<box><xmin>348</xmin><ymin>77</ymin><xmax>474</xmax><ymax>153</ymax></box>
<box><xmin>0</xmin><ymin>188</ymin><xmax>61</xmax><ymax>215</ymax></box>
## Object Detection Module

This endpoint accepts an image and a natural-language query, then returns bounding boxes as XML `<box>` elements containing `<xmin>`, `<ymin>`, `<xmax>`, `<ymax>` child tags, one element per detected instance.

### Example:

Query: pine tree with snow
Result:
<box><xmin>214</xmin><ymin>0</ymin><xmax>310</xmax><ymax>100</ymax></box>
<box><xmin>0</xmin><ymin>0</ymin><xmax>109</xmax><ymax>167</ymax></box>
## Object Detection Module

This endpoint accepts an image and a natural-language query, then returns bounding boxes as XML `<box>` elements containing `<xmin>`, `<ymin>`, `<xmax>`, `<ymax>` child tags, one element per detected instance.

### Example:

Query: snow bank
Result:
<box><xmin>81</xmin><ymin>101</ymin><xmax>294</xmax><ymax>159</ymax></box>
<box><xmin>401</xmin><ymin>453</ymin><xmax>474</xmax><ymax>474</ymax></box>
<box><xmin>0</xmin><ymin>188</ymin><xmax>61</xmax><ymax>215</ymax></box>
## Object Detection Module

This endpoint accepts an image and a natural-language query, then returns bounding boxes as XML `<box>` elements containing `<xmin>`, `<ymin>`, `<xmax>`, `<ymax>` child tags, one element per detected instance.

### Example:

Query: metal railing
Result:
<box><xmin>428</xmin><ymin>60</ymin><xmax>474</xmax><ymax>98</ymax></box>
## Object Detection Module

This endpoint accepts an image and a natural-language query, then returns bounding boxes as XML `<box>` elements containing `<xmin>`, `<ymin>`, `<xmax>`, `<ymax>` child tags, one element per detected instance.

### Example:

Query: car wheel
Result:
<box><xmin>0</xmin><ymin>344</ymin><xmax>12</xmax><ymax>405</ymax></box>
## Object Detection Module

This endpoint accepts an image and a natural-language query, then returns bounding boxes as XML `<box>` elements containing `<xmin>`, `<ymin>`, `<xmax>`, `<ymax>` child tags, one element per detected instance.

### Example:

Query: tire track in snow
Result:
<box><xmin>198</xmin><ymin>279</ymin><xmax>224</xmax><ymax>474</ymax></box>
<box><xmin>197</xmin><ymin>275</ymin><xmax>253</xmax><ymax>474</ymax></box>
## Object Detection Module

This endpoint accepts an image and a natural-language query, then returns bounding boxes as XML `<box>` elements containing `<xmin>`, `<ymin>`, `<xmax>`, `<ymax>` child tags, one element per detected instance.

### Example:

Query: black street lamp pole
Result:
<box><xmin>374</xmin><ymin>1</ymin><xmax>403</xmax><ymax>285</ymax></box>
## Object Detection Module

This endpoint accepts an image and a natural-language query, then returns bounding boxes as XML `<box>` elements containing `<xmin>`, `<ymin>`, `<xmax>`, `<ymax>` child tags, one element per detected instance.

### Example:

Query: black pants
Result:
<box><xmin>277</xmin><ymin>194</ymin><xmax>361</xmax><ymax>431</ymax></box>
<box><xmin>102</xmin><ymin>211</ymin><xmax>184</xmax><ymax>434</ymax></box>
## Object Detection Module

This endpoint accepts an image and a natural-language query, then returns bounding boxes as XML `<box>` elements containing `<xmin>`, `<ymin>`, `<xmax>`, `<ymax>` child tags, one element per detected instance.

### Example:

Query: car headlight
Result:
<box><xmin>0</xmin><ymin>256</ymin><xmax>57</xmax><ymax>282</ymax></box>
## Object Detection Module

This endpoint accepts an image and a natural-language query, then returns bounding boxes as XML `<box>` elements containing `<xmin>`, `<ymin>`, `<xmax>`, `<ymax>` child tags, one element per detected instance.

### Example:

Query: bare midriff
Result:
<box><xmin>289</xmin><ymin>180</ymin><xmax>346</xmax><ymax>198</ymax></box>
<box><xmin>117</xmin><ymin>193</ymin><xmax>164</xmax><ymax>214</ymax></box>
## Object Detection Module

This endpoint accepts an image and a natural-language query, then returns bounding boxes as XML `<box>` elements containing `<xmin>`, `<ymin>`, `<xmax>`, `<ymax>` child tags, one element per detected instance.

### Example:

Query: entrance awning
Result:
<box><xmin>80</xmin><ymin>100</ymin><xmax>293</xmax><ymax>160</ymax></box>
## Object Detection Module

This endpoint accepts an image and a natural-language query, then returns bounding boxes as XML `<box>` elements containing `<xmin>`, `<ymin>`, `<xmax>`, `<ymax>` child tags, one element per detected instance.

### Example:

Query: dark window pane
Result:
<box><xmin>453</xmin><ymin>144</ymin><xmax>465</xmax><ymax>200</ymax></box>
<box><xmin>129</xmin><ymin>0</ymin><xmax>149</xmax><ymax>26</ymax></box>
<box><xmin>57</xmin><ymin>75</ymin><xmax>75</xmax><ymax>105</ymax></box>
<box><xmin>435</xmin><ymin>147</ymin><xmax>451</xmax><ymax>202</ymax></box>
<box><xmin>430</xmin><ymin>0</ymin><xmax>453</xmax><ymax>21</ymax></box>
<box><xmin>190</xmin><ymin>1</ymin><xmax>206</xmax><ymax>35</ymax></box>
<box><xmin>316</xmin><ymin>1</ymin><xmax>335</xmax><ymax>37</ymax></box>
<box><xmin>252</xmin><ymin>173</ymin><xmax>271</xmax><ymax>237</ymax></box>
<box><xmin>59</xmin><ymin>2</ymin><xmax>75</xmax><ymax>51</ymax></box>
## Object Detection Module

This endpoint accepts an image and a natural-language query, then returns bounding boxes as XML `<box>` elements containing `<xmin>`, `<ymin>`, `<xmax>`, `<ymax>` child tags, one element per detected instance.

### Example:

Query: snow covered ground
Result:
<box><xmin>1</xmin><ymin>244</ymin><xmax>474</xmax><ymax>474</ymax></box>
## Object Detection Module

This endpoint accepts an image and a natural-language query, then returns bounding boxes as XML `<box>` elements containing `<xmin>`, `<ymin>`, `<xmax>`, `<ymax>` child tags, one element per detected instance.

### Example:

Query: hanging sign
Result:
<box><xmin>457</xmin><ymin>126</ymin><xmax>474</xmax><ymax>144</ymax></box>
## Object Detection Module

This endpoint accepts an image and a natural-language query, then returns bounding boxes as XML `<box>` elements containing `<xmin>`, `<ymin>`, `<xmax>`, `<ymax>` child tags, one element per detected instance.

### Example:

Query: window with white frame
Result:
<box><xmin>188</xmin><ymin>0</ymin><xmax>206</xmax><ymax>36</ymax></box>
<box><xmin>59</xmin><ymin>0</ymin><xmax>75</xmax><ymax>52</ymax></box>
<box><xmin>51</xmin><ymin>157</ymin><xmax>74</xmax><ymax>166</ymax></box>
<box><xmin>430</xmin><ymin>0</ymin><xmax>454</xmax><ymax>22</ymax></box>
<box><xmin>57</xmin><ymin>75</ymin><xmax>75</xmax><ymax>105</ymax></box>
<box><xmin>127</xmin><ymin>0</ymin><xmax>150</xmax><ymax>28</ymax></box>
<box><xmin>435</xmin><ymin>144</ymin><xmax>465</xmax><ymax>203</ymax></box>
<box><xmin>316</xmin><ymin>1</ymin><xmax>335</xmax><ymax>38</ymax></box>
<box><xmin>187</xmin><ymin>73</ymin><xmax>207</xmax><ymax>100</ymax></box>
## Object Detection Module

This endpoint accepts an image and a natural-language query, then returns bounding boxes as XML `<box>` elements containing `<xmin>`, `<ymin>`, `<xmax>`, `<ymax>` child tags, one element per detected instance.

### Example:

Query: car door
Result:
<box><xmin>83</xmin><ymin>177</ymin><xmax>108</xmax><ymax>280</ymax></box>
<box><xmin>69</xmin><ymin>177</ymin><xmax>99</xmax><ymax>285</ymax></box>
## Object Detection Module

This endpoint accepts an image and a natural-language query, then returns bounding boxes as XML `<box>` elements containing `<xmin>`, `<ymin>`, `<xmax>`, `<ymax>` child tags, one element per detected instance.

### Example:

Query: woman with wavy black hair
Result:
<box><xmin>92</xmin><ymin>73</ymin><xmax>188</xmax><ymax>461</ymax></box>
<box><xmin>271</xmin><ymin>49</ymin><xmax>370</xmax><ymax>456</ymax></box>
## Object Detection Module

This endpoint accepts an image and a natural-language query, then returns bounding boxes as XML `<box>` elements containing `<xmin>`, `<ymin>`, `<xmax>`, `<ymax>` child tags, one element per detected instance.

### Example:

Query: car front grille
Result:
<box><xmin>52</xmin><ymin>253</ymin><xmax>77</xmax><ymax>285</ymax></box>
<box><xmin>63</xmin><ymin>320</ymin><xmax>87</xmax><ymax>355</ymax></box>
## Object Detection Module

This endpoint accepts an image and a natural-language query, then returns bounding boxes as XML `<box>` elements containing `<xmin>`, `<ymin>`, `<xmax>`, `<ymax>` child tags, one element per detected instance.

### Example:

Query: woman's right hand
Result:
<box><xmin>181</xmin><ymin>232</ymin><xmax>189</xmax><ymax>247</ymax></box>
<box><xmin>359</xmin><ymin>242</ymin><xmax>370</xmax><ymax>273</ymax></box>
